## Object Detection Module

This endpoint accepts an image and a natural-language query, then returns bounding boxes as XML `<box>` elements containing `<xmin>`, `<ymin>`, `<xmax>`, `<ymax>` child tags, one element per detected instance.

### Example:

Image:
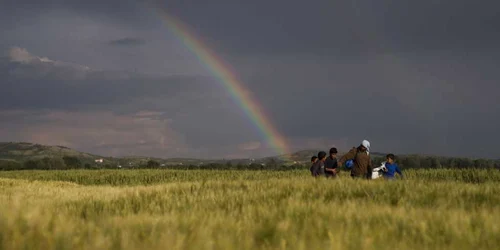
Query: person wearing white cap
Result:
<box><xmin>338</xmin><ymin>139</ymin><xmax>373</xmax><ymax>179</ymax></box>
<box><xmin>361</xmin><ymin>140</ymin><xmax>370</xmax><ymax>154</ymax></box>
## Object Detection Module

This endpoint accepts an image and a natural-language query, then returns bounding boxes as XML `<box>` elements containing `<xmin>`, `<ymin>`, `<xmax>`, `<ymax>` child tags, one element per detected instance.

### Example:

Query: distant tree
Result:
<box><xmin>236</xmin><ymin>163</ymin><xmax>245</xmax><ymax>170</ymax></box>
<box><xmin>84</xmin><ymin>163</ymin><xmax>91</xmax><ymax>169</ymax></box>
<box><xmin>421</xmin><ymin>157</ymin><xmax>434</xmax><ymax>168</ymax></box>
<box><xmin>447</xmin><ymin>158</ymin><xmax>458</xmax><ymax>168</ymax></box>
<box><xmin>473</xmin><ymin>159</ymin><xmax>495</xmax><ymax>169</ymax></box>
<box><xmin>430</xmin><ymin>157</ymin><xmax>442</xmax><ymax>168</ymax></box>
<box><xmin>47</xmin><ymin>157</ymin><xmax>66</xmax><ymax>170</ymax></box>
<box><xmin>28</xmin><ymin>157</ymin><xmax>66</xmax><ymax>170</ymax></box>
<box><xmin>458</xmin><ymin>158</ymin><xmax>474</xmax><ymax>168</ymax></box>
<box><xmin>266</xmin><ymin>158</ymin><xmax>278</xmax><ymax>168</ymax></box>
<box><xmin>400</xmin><ymin>155</ymin><xmax>421</xmax><ymax>169</ymax></box>
<box><xmin>0</xmin><ymin>160</ymin><xmax>22</xmax><ymax>170</ymax></box>
<box><xmin>146</xmin><ymin>160</ymin><xmax>160</xmax><ymax>168</ymax></box>
<box><xmin>63</xmin><ymin>156</ymin><xmax>82</xmax><ymax>169</ymax></box>
<box><xmin>24</xmin><ymin>160</ymin><xmax>38</xmax><ymax>170</ymax></box>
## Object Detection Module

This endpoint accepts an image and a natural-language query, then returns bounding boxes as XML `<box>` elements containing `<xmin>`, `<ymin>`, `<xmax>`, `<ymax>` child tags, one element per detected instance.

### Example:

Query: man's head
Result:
<box><xmin>329</xmin><ymin>147</ymin><xmax>338</xmax><ymax>157</ymax></box>
<box><xmin>360</xmin><ymin>140</ymin><xmax>370</xmax><ymax>152</ymax></box>
<box><xmin>386</xmin><ymin>154</ymin><xmax>395</xmax><ymax>164</ymax></box>
<box><xmin>311</xmin><ymin>156</ymin><xmax>318</xmax><ymax>163</ymax></box>
<box><xmin>317</xmin><ymin>151</ymin><xmax>327</xmax><ymax>161</ymax></box>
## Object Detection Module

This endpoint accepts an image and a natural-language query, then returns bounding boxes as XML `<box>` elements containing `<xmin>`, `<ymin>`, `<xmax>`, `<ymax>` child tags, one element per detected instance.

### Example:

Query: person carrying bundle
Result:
<box><xmin>338</xmin><ymin>140</ymin><xmax>373</xmax><ymax>179</ymax></box>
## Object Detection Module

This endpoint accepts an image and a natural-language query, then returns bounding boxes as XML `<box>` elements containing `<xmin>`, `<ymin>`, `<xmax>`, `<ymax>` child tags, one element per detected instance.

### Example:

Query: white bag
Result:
<box><xmin>371</xmin><ymin>161</ymin><xmax>387</xmax><ymax>179</ymax></box>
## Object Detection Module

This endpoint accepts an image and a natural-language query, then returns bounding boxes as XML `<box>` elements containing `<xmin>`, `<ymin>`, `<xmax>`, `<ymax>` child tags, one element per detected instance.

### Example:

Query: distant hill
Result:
<box><xmin>1</xmin><ymin>142</ymin><xmax>498</xmax><ymax>170</ymax></box>
<box><xmin>0</xmin><ymin>141</ymin><xmax>406</xmax><ymax>168</ymax></box>
<box><xmin>0</xmin><ymin>142</ymin><xmax>105</xmax><ymax>163</ymax></box>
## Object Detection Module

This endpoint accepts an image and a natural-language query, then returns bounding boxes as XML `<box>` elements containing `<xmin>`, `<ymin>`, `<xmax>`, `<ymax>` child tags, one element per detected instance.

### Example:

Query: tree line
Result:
<box><xmin>0</xmin><ymin>155</ymin><xmax>499</xmax><ymax>171</ymax></box>
<box><xmin>0</xmin><ymin>156</ymin><xmax>109</xmax><ymax>170</ymax></box>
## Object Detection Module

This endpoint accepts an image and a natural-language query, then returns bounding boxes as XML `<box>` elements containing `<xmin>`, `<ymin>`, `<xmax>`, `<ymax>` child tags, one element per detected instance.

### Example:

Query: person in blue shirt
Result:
<box><xmin>383</xmin><ymin>154</ymin><xmax>403</xmax><ymax>180</ymax></box>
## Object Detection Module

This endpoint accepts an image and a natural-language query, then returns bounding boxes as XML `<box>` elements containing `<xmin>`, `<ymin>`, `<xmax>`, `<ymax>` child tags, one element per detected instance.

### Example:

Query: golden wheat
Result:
<box><xmin>1</xmin><ymin>169</ymin><xmax>499</xmax><ymax>250</ymax></box>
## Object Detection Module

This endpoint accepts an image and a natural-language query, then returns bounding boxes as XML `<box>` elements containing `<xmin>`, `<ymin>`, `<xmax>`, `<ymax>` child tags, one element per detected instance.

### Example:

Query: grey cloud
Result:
<box><xmin>3</xmin><ymin>45</ymin><xmax>498</xmax><ymax>158</ymax></box>
<box><xmin>233</xmin><ymin>53</ymin><xmax>500</xmax><ymax>158</ymax></box>
<box><xmin>0</xmin><ymin>47</ymin><xmax>216</xmax><ymax>111</ymax></box>
<box><xmin>2</xmin><ymin>0</ymin><xmax>499</xmax><ymax>56</ymax></box>
<box><xmin>153</xmin><ymin>0</ymin><xmax>500</xmax><ymax>56</ymax></box>
<box><xmin>0</xmin><ymin>47</ymin><xmax>265</xmax><ymax>156</ymax></box>
<box><xmin>0</xmin><ymin>0</ymin><xmax>153</xmax><ymax>29</ymax></box>
<box><xmin>3</xmin><ymin>47</ymin><xmax>91</xmax><ymax>80</ymax></box>
<box><xmin>0</xmin><ymin>110</ymin><xmax>272</xmax><ymax>159</ymax></box>
<box><xmin>108</xmin><ymin>38</ymin><xmax>146</xmax><ymax>47</ymax></box>
<box><xmin>0</xmin><ymin>110</ymin><xmax>189</xmax><ymax>158</ymax></box>
<box><xmin>1</xmin><ymin>1</ymin><xmax>500</xmax><ymax>159</ymax></box>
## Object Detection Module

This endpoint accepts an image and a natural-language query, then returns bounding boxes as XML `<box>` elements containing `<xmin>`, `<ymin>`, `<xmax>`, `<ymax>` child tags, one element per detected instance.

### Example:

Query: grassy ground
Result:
<box><xmin>1</xmin><ymin>169</ymin><xmax>499</xmax><ymax>250</ymax></box>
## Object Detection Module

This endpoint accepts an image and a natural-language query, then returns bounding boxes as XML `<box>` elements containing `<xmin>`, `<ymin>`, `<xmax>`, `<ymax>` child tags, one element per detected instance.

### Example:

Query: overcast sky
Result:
<box><xmin>1</xmin><ymin>0</ymin><xmax>499</xmax><ymax>159</ymax></box>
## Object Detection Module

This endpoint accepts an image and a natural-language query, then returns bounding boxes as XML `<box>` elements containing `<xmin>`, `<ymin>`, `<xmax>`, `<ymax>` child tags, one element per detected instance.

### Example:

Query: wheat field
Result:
<box><xmin>1</xmin><ymin>169</ymin><xmax>499</xmax><ymax>250</ymax></box>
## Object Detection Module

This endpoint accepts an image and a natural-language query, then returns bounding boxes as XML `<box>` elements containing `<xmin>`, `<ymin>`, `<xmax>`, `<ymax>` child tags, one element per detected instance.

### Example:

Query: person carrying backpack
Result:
<box><xmin>338</xmin><ymin>140</ymin><xmax>373</xmax><ymax>179</ymax></box>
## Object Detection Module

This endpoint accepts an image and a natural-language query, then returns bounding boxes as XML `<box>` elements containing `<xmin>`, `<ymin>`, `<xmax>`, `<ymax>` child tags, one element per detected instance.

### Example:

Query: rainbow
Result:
<box><xmin>155</xmin><ymin>9</ymin><xmax>289</xmax><ymax>156</ymax></box>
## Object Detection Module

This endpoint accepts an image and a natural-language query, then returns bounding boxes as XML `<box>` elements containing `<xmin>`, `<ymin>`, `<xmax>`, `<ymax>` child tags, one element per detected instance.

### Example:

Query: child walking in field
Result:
<box><xmin>310</xmin><ymin>156</ymin><xmax>318</xmax><ymax>176</ymax></box>
<box><xmin>324</xmin><ymin>147</ymin><xmax>339</xmax><ymax>178</ymax></box>
<box><xmin>311</xmin><ymin>151</ymin><xmax>327</xmax><ymax>177</ymax></box>
<box><xmin>382</xmin><ymin>154</ymin><xmax>403</xmax><ymax>180</ymax></box>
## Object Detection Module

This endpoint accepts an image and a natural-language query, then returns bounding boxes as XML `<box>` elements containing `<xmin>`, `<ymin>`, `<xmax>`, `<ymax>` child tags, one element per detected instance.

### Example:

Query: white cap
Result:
<box><xmin>362</xmin><ymin>140</ymin><xmax>370</xmax><ymax>152</ymax></box>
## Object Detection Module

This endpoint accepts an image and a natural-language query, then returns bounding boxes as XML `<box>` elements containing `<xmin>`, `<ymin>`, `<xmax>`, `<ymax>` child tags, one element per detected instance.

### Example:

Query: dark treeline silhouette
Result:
<box><xmin>0</xmin><ymin>155</ymin><xmax>499</xmax><ymax>171</ymax></box>
<box><xmin>371</xmin><ymin>155</ymin><xmax>500</xmax><ymax>170</ymax></box>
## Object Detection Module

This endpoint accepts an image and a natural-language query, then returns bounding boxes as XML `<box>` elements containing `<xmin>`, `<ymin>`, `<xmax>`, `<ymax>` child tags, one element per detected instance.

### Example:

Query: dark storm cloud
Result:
<box><xmin>154</xmin><ymin>0</ymin><xmax>500</xmax><ymax>55</ymax></box>
<box><xmin>108</xmin><ymin>38</ymin><xmax>146</xmax><ymax>47</ymax></box>
<box><xmin>1</xmin><ymin>0</ymin><xmax>500</xmax><ymax>158</ymax></box>
<box><xmin>0</xmin><ymin>68</ymin><xmax>214</xmax><ymax>112</ymax></box>
<box><xmin>0</xmin><ymin>0</ymin><xmax>152</xmax><ymax>28</ymax></box>
<box><xmin>0</xmin><ymin>47</ymin><xmax>218</xmax><ymax>111</ymax></box>
<box><xmin>3</xmin><ymin>0</ymin><xmax>499</xmax><ymax>55</ymax></box>
<box><xmin>0</xmin><ymin>47</ymin><xmax>261</xmax><ymax>155</ymax></box>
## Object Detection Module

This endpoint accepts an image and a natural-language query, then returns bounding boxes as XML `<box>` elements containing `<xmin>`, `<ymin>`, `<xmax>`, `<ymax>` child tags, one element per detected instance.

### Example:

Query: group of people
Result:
<box><xmin>309</xmin><ymin>140</ymin><xmax>403</xmax><ymax>180</ymax></box>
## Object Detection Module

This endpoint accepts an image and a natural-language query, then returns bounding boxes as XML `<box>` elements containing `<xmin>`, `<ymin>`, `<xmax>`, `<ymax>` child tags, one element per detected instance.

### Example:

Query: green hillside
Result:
<box><xmin>1</xmin><ymin>142</ymin><xmax>498</xmax><ymax>170</ymax></box>
<box><xmin>0</xmin><ymin>142</ymin><xmax>104</xmax><ymax>163</ymax></box>
<box><xmin>0</xmin><ymin>142</ymin><xmax>390</xmax><ymax>168</ymax></box>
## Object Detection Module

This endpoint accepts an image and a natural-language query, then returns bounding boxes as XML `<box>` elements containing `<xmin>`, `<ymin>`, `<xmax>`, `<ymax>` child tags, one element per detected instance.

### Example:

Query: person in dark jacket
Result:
<box><xmin>338</xmin><ymin>140</ymin><xmax>373</xmax><ymax>179</ymax></box>
<box><xmin>309</xmin><ymin>156</ymin><xmax>318</xmax><ymax>176</ymax></box>
<box><xmin>324</xmin><ymin>147</ymin><xmax>339</xmax><ymax>178</ymax></box>
<box><xmin>311</xmin><ymin>151</ymin><xmax>327</xmax><ymax>177</ymax></box>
